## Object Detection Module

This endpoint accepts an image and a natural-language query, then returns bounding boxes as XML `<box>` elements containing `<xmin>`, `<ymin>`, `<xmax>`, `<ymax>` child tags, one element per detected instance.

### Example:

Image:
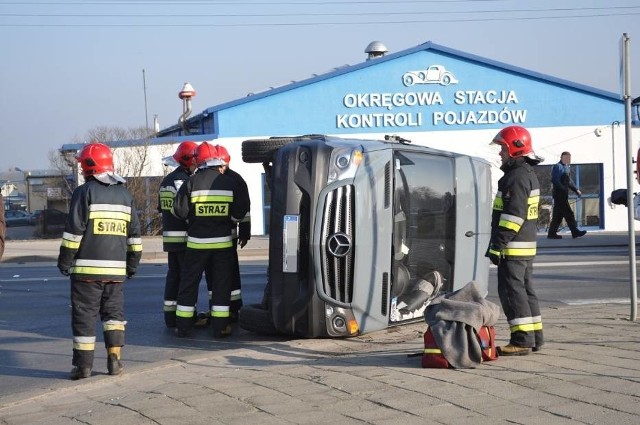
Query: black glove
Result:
<box><xmin>485</xmin><ymin>245</ymin><xmax>502</xmax><ymax>266</ymax></box>
<box><xmin>59</xmin><ymin>267</ymin><xmax>70</xmax><ymax>276</ymax></box>
<box><xmin>238</xmin><ymin>239</ymin><xmax>248</xmax><ymax>249</ymax></box>
<box><xmin>127</xmin><ymin>270</ymin><xmax>136</xmax><ymax>279</ymax></box>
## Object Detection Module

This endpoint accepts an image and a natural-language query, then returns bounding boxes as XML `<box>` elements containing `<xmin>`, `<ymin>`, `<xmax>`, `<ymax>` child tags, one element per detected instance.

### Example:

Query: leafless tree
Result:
<box><xmin>52</xmin><ymin>125</ymin><xmax>173</xmax><ymax>236</ymax></box>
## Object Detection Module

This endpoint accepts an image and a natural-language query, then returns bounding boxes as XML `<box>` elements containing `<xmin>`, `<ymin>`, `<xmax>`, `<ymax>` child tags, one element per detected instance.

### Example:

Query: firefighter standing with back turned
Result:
<box><xmin>206</xmin><ymin>144</ymin><xmax>250</xmax><ymax>321</ymax></box>
<box><xmin>172</xmin><ymin>142</ymin><xmax>249</xmax><ymax>338</ymax></box>
<box><xmin>57</xmin><ymin>142</ymin><xmax>142</xmax><ymax>380</ymax></box>
<box><xmin>158</xmin><ymin>141</ymin><xmax>198</xmax><ymax>328</ymax></box>
<box><xmin>486</xmin><ymin>126</ymin><xmax>544</xmax><ymax>356</ymax></box>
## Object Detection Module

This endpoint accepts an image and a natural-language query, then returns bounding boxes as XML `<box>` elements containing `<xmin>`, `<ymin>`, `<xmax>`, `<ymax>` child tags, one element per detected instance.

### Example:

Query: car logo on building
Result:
<box><xmin>402</xmin><ymin>65</ymin><xmax>459</xmax><ymax>87</ymax></box>
<box><xmin>327</xmin><ymin>232</ymin><xmax>352</xmax><ymax>258</ymax></box>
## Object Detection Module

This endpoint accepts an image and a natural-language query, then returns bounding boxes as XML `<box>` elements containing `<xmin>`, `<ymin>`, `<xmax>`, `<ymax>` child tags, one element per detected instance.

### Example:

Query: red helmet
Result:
<box><xmin>492</xmin><ymin>126</ymin><xmax>536</xmax><ymax>159</ymax></box>
<box><xmin>216</xmin><ymin>144</ymin><xmax>231</xmax><ymax>165</ymax></box>
<box><xmin>173</xmin><ymin>141</ymin><xmax>198</xmax><ymax>167</ymax></box>
<box><xmin>76</xmin><ymin>142</ymin><xmax>114</xmax><ymax>178</ymax></box>
<box><xmin>195</xmin><ymin>142</ymin><xmax>223</xmax><ymax>167</ymax></box>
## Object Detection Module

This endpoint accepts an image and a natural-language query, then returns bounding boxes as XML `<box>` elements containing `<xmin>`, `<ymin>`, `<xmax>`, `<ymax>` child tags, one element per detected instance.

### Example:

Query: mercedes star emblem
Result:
<box><xmin>327</xmin><ymin>232</ymin><xmax>352</xmax><ymax>258</ymax></box>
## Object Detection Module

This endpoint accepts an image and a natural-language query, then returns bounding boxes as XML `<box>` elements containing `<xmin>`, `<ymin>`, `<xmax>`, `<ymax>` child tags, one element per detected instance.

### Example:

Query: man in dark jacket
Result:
<box><xmin>486</xmin><ymin>126</ymin><xmax>543</xmax><ymax>356</ymax></box>
<box><xmin>172</xmin><ymin>142</ymin><xmax>249</xmax><ymax>338</ymax></box>
<box><xmin>158</xmin><ymin>141</ymin><xmax>198</xmax><ymax>327</ymax></box>
<box><xmin>547</xmin><ymin>151</ymin><xmax>587</xmax><ymax>239</ymax></box>
<box><xmin>57</xmin><ymin>142</ymin><xmax>142</xmax><ymax>379</ymax></box>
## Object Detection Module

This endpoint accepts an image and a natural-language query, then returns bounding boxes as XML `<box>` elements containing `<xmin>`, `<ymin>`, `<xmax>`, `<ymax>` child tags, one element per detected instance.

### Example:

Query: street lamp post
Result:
<box><xmin>14</xmin><ymin>167</ymin><xmax>30</xmax><ymax>212</ymax></box>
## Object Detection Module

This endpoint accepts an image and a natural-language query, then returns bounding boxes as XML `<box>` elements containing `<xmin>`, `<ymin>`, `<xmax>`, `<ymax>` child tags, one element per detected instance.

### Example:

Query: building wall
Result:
<box><xmin>62</xmin><ymin>43</ymin><xmax>639</xmax><ymax>234</ymax></box>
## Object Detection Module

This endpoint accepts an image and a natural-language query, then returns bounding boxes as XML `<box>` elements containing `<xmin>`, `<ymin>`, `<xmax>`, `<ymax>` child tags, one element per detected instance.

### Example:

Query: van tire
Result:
<box><xmin>238</xmin><ymin>304</ymin><xmax>280</xmax><ymax>335</ymax></box>
<box><xmin>242</xmin><ymin>138</ymin><xmax>297</xmax><ymax>163</ymax></box>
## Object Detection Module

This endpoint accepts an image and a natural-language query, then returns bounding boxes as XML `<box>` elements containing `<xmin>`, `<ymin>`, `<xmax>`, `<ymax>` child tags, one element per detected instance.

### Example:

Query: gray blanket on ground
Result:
<box><xmin>424</xmin><ymin>281</ymin><xmax>501</xmax><ymax>369</ymax></box>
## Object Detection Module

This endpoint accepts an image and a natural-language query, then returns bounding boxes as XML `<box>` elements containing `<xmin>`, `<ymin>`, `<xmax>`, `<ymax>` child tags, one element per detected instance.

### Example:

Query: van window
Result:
<box><xmin>390</xmin><ymin>151</ymin><xmax>455</xmax><ymax>322</ymax></box>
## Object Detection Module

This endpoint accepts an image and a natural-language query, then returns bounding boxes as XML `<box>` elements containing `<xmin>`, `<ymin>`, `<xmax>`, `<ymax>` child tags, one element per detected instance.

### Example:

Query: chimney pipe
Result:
<box><xmin>178</xmin><ymin>82</ymin><xmax>196</xmax><ymax>134</ymax></box>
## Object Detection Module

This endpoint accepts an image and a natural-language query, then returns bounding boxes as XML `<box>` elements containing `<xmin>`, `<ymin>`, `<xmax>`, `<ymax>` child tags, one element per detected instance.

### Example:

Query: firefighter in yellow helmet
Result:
<box><xmin>486</xmin><ymin>126</ymin><xmax>544</xmax><ymax>356</ymax></box>
<box><xmin>57</xmin><ymin>142</ymin><xmax>142</xmax><ymax>379</ymax></box>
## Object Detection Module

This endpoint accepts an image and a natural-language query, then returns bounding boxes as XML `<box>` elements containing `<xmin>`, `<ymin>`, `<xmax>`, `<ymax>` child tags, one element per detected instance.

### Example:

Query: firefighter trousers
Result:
<box><xmin>71</xmin><ymin>278</ymin><xmax>125</xmax><ymax>369</ymax></box>
<box><xmin>496</xmin><ymin>258</ymin><xmax>544</xmax><ymax>348</ymax></box>
<box><xmin>205</xmin><ymin>239</ymin><xmax>243</xmax><ymax>316</ymax></box>
<box><xmin>177</xmin><ymin>248</ymin><xmax>235</xmax><ymax>334</ymax></box>
<box><xmin>163</xmin><ymin>250</ymin><xmax>186</xmax><ymax>327</ymax></box>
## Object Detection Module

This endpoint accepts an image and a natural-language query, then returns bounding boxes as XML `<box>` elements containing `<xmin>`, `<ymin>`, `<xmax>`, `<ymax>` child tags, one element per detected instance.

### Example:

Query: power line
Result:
<box><xmin>1</xmin><ymin>6</ymin><xmax>638</xmax><ymax>19</ymax></box>
<box><xmin>2</xmin><ymin>12</ymin><xmax>638</xmax><ymax>27</ymax></box>
<box><xmin>0</xmin><ymin>0</ymin><xmax>562</xmax><ymax>5</ymax></box>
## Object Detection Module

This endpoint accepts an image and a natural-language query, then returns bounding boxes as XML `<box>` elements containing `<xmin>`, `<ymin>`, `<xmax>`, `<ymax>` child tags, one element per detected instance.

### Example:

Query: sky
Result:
<box><xmin>1</xmin><ymin>0</ymin><xmax>639</xmax><ymax>171</ymax></box>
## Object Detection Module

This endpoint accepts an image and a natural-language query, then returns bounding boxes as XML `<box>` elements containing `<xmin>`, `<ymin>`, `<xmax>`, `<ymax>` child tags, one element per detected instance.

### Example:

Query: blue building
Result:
<box><xmin>62</xmin><ymin>40</ymin><xmax>631</xmax><ymax>234</ymax></box>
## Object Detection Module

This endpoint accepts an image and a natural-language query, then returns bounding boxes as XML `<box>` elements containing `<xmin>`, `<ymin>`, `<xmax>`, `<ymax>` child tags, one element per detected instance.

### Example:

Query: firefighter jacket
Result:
<box><xmin>158</xmin><ymin>166</ymin><xmax>191</xmax><ymax>252</ymax></box>
<box><xmin>488</xmin><ymin>157</ymin><xmax>540</xmax><ymax>261</ymax></box>
<box><xmin>225</xmin><ymin>167</ymin><xmax>251</xmax><ymax>241</ymax></box>
<box><xmin>172</xmin><ymin>166</ymin><xmax>249</xmax><ymax>250</ymax></box>
<box><xmin>58</xmin><ymin>178</ymin><xmax>143</xmax><ymax>282</ymax></box>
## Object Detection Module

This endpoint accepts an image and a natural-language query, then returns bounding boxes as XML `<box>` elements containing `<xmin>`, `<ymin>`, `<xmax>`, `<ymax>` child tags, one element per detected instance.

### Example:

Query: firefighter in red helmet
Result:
<box><xmin>57</xmin><ymin>142</ymin><xmax>142</xmax><ymax>379</ymax></box>
<box><xmin>172</xmin><ymin>142</ymin><xmax>249</xmax><ymax>338</ymax></box>
<box><xmin>201</xmin><ymin>144</ymin><xmax>251</xmax><ymax>321</ymax></box>
<box><xmin>158</xmin><ymin>140</ymin><xmax>198</xmax><ymax>327</ymax></box>
<box><xmin>486</xmin><ymin>126</ymin><xmax>544</xmax><ymax>356</ymax></box>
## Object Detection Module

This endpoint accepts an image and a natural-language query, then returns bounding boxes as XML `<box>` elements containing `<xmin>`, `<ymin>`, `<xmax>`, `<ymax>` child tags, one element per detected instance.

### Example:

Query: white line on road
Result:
<box><xmin>562</xmin><ymin>298</ymin><xmax>631</xmax><ymax>305</ymax></box>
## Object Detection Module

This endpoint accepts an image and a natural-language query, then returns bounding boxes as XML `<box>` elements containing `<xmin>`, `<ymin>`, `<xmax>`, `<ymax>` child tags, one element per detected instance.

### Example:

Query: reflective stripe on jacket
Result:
<box><xmin>489</xmin><ymin>157</ymin><xmax>540</xmax><ymax>260</ymax></box>
<box><xmin>158</xmin><ymin>167</ymin><xmax>190</xmax><ymax>252</ymax></box>
<box><xmin>58</xmin><ymin>178</ymin><xmax>142</xmax><ymax>281</ymax></box>
<box><xmin>172</xmin><ymin>166</ymin><xmax>249</xmax><ymax>250</ymax></box>
<box><xmin>225</xmin><ymin>168</ymin><xmax>251</xmax><ymax>241</ymax></box>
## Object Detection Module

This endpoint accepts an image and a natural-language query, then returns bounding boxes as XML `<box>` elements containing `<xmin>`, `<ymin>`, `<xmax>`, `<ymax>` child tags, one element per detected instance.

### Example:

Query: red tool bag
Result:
<box><xmin>421</xmin><ymin>325</ymin><xmax>498</xmax><ymax>368</ymax></box>
<box><xmin>477</xmin><ymin>325</ymin><xmax>498</xmax><ymax>361</ymax></box>
<box><xmin>421</xmin><ymin>327</ymin><xmax>451</xmax><ymax>368</ymax></box>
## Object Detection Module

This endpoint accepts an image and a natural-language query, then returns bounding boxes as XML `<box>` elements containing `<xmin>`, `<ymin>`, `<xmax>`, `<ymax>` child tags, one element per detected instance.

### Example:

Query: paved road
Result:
<box><xmin>1</xmin><ymin>231</ymin><xmax>639</xmax><ymax>424</ymax></box>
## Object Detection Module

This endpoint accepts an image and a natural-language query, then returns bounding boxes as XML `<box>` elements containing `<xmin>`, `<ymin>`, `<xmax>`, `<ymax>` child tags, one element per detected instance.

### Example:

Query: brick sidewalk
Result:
<box><xmin>1</xmin><ymin>303</ymin><xmax>639</xmax><ymax>424</ymax></box>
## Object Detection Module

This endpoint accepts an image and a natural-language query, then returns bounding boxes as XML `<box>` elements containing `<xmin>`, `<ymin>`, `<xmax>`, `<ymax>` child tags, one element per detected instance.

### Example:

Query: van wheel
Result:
<box><xmin>242</xmin><ymin>138</ymin><xmax>297</xmax><ymax>163</ymax></box>
<box><xmin>238</xmin><ymin>304</ymin><xmax>280</xmax><ymax>335</ymax></box>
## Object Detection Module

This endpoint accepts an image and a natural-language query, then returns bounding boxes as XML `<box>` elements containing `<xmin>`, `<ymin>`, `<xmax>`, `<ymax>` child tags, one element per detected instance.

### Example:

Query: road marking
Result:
<box><xmin>562</xmin><ymin>298</ymin><xmax>631</xmax><ymax>305</ymax></box>
<box><xmin>535</xmin><ymin>260</ymin><xmax>637</xmax><ymax>267</ymax></box>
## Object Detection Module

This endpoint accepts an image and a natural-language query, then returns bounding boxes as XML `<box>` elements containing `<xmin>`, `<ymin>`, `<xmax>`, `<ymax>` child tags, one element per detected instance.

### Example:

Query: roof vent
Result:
<box><xmin>365</xmin><ymin>41</ymin><xmax>388</xmax><ymax>61</ymax></box>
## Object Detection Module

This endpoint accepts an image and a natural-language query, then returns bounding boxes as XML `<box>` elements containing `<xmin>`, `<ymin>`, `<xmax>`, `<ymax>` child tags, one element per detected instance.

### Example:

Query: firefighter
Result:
<box><xmin>158</xmin><ymin>141</ymin><xmax>198</xmax><ymax>328</ymax></box>
<box><xmin>172</xmin><ymin>142</ymin><xmax>249</xmax><ymax>338</ymax></box>
<box><xmin>206</xmin><ymin>144</ymin><xmax>250</xmax><ymax>321</ymax></box>
<box><xmin>486</xmin><ymin>126</ymin><xmax>544</xmax><ymax>356</ymax></box>
<box><xmin>57</xmin><ymin>142</ymin><xmax>142</xmax><ymax>380</ymax></box>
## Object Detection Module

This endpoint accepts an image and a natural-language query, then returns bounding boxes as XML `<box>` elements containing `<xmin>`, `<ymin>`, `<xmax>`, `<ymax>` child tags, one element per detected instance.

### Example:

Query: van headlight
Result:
<box><xmin>328</xmin><ymin>147</ymin><xmax>363</xmax><ymax>184</ymax></box>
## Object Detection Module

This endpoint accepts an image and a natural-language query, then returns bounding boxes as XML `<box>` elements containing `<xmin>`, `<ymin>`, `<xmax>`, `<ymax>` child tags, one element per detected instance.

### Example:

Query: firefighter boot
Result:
<box><xmin>69</xmin><ymin>366</ymin><xmax>92</xmax><ymax>380</ymax></box>
<box><xmin>497</xmin><ymin>344</ymin><xmax>531</xmax><ymax>356</ymax></box>
<box><xmin>193</xmin><ymin>312</ymin><xmax>210</xmax><ymax>328</ymax></box>
<box><xmin>107</xmin><ymin>347</ymin><xmax>124</xmax><ymax>376</ymax></box>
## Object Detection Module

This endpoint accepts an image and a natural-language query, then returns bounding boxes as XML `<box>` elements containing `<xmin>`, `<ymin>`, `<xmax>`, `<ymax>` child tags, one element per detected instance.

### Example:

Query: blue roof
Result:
<box><xmin>203</xmin><ymin>41</ymin><xmax>620</xmax><ymax>114</ymax></box>
<box><xmin>81</xmin><ymin>40</ymin><xmax>622</xmax><ymax>147</ymax></box>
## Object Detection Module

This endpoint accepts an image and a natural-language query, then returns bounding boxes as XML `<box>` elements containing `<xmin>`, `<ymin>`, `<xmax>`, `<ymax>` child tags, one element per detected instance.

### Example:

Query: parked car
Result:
<box><xmin>5</xmin><ymin>210</ymin><xmax>32</xmax><ymax>227</ymax></box>
<box><xmin>32</xmin><ymin>209</ymin><xmax>68</xmax><ymax>237</ymax></box>
<box><xmin>29</xmin><ymin>209</ymin><xmax>43</xmax><ymax>225</ymax></box>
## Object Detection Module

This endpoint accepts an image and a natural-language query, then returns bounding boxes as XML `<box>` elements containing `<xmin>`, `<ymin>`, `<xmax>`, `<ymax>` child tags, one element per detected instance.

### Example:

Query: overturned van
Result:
<box><xmin>239</xmin><ymin>134</ymin><xmax>492</xmax><ymax>338</ymax></box>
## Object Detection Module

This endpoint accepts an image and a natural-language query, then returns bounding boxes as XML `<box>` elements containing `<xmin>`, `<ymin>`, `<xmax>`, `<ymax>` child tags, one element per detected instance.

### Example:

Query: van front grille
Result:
<box><xmin>320</xmin><ymin>185</ymin><xmax>355</xmax><ymax>303</ymax></box>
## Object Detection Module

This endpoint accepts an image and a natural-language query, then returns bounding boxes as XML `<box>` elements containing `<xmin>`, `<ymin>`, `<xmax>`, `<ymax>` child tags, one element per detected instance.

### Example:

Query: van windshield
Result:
<box><xmin>390</xmin><ymin>151</ymin><xmax>456</xmax><ymax>323</ymax></box>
